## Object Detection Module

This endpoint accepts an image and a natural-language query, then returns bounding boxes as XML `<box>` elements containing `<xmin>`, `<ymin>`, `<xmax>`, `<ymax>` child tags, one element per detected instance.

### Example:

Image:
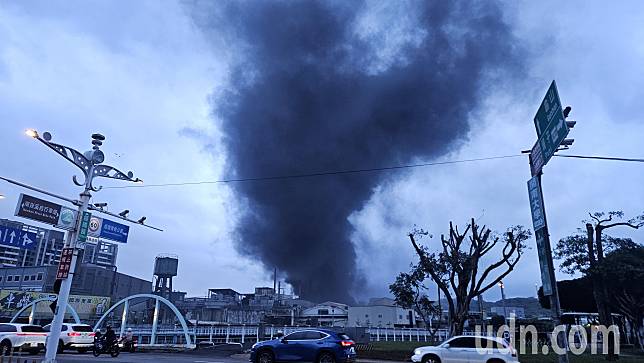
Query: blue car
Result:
<box><xmin>250</xmin><ymin>329</ymin><xmax>356</xmax><ymax>363</ymax></box>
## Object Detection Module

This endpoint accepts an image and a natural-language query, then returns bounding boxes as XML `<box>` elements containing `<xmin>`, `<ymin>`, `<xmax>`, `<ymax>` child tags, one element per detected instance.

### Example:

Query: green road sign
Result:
<box><xmin>78</xmin><ymin>211</ymin><xmax>91</xmax><ymax>242</ymax></box>
<box><xmin>535</xmin><ymin>228</ymin><xmax>553</xmax><ymax>296</ymax></box>
<box><xmin>532</xmin><ymin>80</ymin><xmax>569</xmax><ymax>171</ymax></box>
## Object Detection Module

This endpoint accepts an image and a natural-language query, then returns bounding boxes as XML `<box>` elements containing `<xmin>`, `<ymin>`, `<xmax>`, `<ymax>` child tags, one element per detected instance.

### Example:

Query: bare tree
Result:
<box><xmin>405</xmin><ymin>218</ymin><xmax>530</xmax><ymax>336</ymax></box>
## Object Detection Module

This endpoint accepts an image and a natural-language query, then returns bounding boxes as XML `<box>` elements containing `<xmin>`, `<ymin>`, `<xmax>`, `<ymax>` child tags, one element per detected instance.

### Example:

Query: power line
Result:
<box><xmin>554</xmin><ymin>154</ymin><xmax>644</xmax><ymax>163</ymax></box>
<box><xmin>103</xmin><ymin>154</ymin><xmax>525</xmax><ymax>189</ymax></box>
<box><xmin>101</xmin><ymin>152</ymin><xmax>644</xmax><ymax>190</ymax></box>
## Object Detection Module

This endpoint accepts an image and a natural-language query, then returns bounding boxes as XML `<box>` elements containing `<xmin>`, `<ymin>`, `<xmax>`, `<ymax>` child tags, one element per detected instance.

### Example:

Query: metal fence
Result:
<box><xmin>121</xmin><ymin>324</ymin><xmax>491</xmax><ymax>346</ymax></box>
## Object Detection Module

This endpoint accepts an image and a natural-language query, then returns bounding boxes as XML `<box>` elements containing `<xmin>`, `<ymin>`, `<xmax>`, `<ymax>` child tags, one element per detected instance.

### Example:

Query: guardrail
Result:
<box><xmin>117</xmin><ymin>324</ymin><xmax>490</xmax><ymax>346</ymax></box>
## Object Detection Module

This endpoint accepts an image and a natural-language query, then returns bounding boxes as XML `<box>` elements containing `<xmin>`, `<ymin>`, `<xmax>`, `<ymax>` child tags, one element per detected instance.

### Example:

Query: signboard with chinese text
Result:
<box><xmin>56</xmin><ymin>248</ymin><xmax>74</xmax><ymax>279</ymax></box>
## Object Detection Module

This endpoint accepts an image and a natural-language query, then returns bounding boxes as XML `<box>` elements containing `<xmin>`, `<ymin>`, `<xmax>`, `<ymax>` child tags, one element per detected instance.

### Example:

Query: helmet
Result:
<box><xmin>127</xmin><ymin>328</ymin><xmax>132</xmax><ymax>332</ymax></box>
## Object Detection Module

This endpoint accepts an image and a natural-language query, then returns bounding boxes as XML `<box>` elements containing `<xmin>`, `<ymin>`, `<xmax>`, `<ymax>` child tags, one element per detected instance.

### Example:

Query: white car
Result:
<box><xmin>44</xmin><ymin>323</ymin><xmax>95</xmax><ymax>353</ymax></box>
<box><xmin>411</xmin><ymin>335</ymin><xmax>519</xmax><ymax>363</ymax></box>
<box><xmin>0</xmin><ymin>323</ymin><xmax>47</xmax><ymax>355</ymax></box>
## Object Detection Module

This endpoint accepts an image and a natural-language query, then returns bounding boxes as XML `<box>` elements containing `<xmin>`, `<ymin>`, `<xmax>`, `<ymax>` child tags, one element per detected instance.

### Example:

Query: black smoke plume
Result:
<box><xmin>190</xmin><ymin>1</ymin><xmax>522</xmax><ymax>303</ymax></box>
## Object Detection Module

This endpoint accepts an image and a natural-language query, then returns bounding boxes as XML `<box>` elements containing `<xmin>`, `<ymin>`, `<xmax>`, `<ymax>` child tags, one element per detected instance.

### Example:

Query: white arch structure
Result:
<box><xmin>10</xmin><ymin>297</ymin><xmax>81</xmax><ymax>325</ymax></box>
<box><xmin>95</xmin><ymin>293</ymin><xmax>192</xmax><ymax>347</ymax></box>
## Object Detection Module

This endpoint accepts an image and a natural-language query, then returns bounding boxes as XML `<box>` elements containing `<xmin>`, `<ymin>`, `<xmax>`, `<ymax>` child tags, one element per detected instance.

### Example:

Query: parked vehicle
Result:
<box><xmin>251</xmin><ymin>329</ymin><xmax>356</xmax><ymax>363</ymax></box>
<box><xmin>44</xmin><ymin>323</ymin><xmax>95</xmax><ymax>353</ymax></box>
<box><xmin>0</xmin><ymin>323</ymin><xmax>47</xmax><ymax>356</ymax></box>
<box><xmin>411</xmin><ymin>335</ymin><xmax>519</xmax><ymax>363</ymax></box>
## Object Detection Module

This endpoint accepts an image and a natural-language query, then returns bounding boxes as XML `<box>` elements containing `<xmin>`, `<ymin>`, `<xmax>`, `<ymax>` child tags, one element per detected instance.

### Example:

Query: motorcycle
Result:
<box><xmin>121</xmin><ymin>336</ymin><xmax>136</xmax><ymax>353</ymax></box>
<box><xmin>93</xmin><ymin>337</ymin><xmax>120</xmax><ymax>357</ymax></box>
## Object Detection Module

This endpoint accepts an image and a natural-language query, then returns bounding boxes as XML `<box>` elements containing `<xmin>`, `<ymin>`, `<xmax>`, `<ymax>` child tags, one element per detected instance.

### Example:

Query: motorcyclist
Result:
<box><xmin>104</xmin><ymin>325</ymin><xmax>117</xmax><ymax>347</ymax></box>
<box><xmin>122</xmin><ymin>328</ymin><xmax>135</xmax><ymax>352</ymax></box>
<box><xmin>124</xmin><ymin>328</ymin><xmax>134</xmax><ymax>342</ymax></box>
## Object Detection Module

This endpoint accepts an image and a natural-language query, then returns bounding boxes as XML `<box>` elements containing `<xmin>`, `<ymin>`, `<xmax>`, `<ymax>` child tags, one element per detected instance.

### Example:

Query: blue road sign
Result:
<box><xmin>0</xmin><ymin>226</ymin><xmax>38</xmax><ymax>250</ymax></box>
<box><xmin>100</xmin><ymin>218</ymin><xmax>129</xmax><ymax>243</ymax></box>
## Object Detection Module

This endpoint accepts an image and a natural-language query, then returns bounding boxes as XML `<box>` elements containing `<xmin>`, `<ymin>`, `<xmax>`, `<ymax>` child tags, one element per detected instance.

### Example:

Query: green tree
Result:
<box><xmin>554</xmin><ymin>211</ymin><xmax>644</xmax><ymax>360</ymax></box>
<box><xmin>389</xmin><ymin>263</ymin><xmax>442</xmax><ymax>336</ymax></box>
<box><xmin>394</xmin><ymin>219</ymin><xmax>530</xmax><ymax>336</ymax></box>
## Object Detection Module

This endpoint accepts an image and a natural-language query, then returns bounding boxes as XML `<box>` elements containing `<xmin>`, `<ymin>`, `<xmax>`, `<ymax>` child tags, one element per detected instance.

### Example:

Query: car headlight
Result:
<box><xmin>414</xmin><ymin>349</ymin><xmax>421</xmax><ymax>355</ymax></box>
<box><xmin>252</xmin><ymin>343</ymin><xmax>259</xmax><ymax>350</ymax></box>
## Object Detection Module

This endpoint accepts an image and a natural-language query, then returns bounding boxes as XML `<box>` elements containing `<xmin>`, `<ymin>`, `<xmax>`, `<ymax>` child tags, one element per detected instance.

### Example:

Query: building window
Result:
<box><xmin>399</xmin><ymin>315</ymin><xmax>403</xmax><ymax>319</ymax></box>
<box><xmin>365</xmin><ymin>314</ymin><xmax>369</xmax><ymax>318</ymax></box>
<box><xmin>7</xmin><ymin>276</ymin><xmax>13</xmax><ymax>282</ymax></box>
<box><xmin>37</xmin><ymin>273</ymin><xmax>43</xmax><ymax>281</ymax></box>
<box><xmin>15</xmin><ymin>275</ymin><xmax>21</xmax><ymax>281</ymax></box>
<box><xmin>378</xmin><ymin>314</ymin><xmax>382</xmax><ymax>318</ymax></box>
<box><xmin>0</xmin><ymin>276</ymin><xmax>3</xmax><ymax>282</ymax></box>
<box><xmin>318</xmin><ymin>309</ymin><xmax>329</xmax><ymax>315</ymax></box>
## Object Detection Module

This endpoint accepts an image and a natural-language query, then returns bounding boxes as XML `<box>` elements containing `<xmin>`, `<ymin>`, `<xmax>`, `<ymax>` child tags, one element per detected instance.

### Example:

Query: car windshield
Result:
<box><xmin>73</xmin><ymin>325</ymin><xmax>93</xmax><ymax>332</ymax></box>
<box><xmin>21</xmin><ymin>325</ymin><xmax>45</xmax><ymax>333</ymax></box>
<box><xmin>338</xmin><ymin>333</ymin><xmax>351</xmax><ymax>340</ymax></box>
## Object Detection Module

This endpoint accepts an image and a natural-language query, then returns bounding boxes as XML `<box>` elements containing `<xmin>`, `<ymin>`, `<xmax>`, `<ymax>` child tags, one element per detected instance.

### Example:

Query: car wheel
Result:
<box><xmin>422</xmin><ymin>354</ymin><xmax>441</xmax><ymax>363</ymax></box>
<box><xmin>0</xmin><ymin>340</ymin><xmax>11</xmax><ymax>356</ymax></box>
<box><xmin>57</xmin><ymin>340</ymin><xmax>65</xmax><ymax>353</ymax></box>
<box><xmin>258</xmin><ymin>350</ymin><xmax>274</xmax><ymax>363</ymax></box>
<box><xmin>486</xmin><ymin>360</ymin><xmax>505</xmax><ymax>363</ymax></box>
<box><xmin>318</xmin><ymin>352</ymin><xmax>336</xmax><ymax>363</ymax></box>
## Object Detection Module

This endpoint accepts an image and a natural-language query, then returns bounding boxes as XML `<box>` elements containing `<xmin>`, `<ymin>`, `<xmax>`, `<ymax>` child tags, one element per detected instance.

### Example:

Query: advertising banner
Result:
<box><xmin>0</xmin><ymin>290</ymin><xmax>110</xmax><ymax>317</ymax></box>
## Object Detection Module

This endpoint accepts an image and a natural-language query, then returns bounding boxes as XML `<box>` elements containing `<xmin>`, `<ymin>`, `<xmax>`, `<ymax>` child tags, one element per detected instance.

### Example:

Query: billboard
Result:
<box><xmin>0</xmin><ymin>290</ymin><xmax>110</xmax><ymax>317</ymax></box>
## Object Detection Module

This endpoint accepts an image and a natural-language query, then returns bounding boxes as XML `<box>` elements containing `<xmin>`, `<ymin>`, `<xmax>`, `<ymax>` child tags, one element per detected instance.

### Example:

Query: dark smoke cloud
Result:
<box><xmin>189</xmin><ymin>0</ymin><xmax>523</xmax><ymax>303</ymax></box>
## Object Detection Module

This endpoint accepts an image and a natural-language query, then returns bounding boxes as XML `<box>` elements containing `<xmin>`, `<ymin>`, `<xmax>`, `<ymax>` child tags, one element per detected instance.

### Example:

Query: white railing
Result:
<box><xmin>120</xmin><ymin>324</ymin><xmax>491</xmax><ymax>345</ymax></box>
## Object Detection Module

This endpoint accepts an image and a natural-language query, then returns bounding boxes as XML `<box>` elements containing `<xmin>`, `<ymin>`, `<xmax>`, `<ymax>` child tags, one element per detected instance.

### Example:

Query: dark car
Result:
<box><xmin>250</xmin><ymin>329</ymin><xmax>356</xmax><ymax>363</ymax></box>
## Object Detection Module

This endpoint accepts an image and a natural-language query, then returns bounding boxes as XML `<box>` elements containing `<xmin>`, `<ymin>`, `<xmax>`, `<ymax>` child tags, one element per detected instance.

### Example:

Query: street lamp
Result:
<box><xmin>25</xmin><ymin>129</ymin><xmax>38</xmax><ymax>138</ymax></box>
<box><xmin>27</xmin><ymin>130</ymin><xmax>143</xmax><ymax>363</ymax></box>
<box><xmin>498</xmin><ymin>281</ymin><xmax>508</xmax><ymax>325</ymax></box>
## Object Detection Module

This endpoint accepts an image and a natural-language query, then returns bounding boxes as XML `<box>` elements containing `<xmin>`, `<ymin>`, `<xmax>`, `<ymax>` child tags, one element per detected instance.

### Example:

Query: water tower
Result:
<box><xmin>153</xmin><ymin>254</ymin><xmax>178</xmax><ymax>299</ymax></box>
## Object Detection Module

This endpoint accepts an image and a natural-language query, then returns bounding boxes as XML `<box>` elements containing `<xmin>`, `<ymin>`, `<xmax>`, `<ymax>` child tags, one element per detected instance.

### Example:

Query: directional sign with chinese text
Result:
<box><xmin>0</xmin><ymin>226</ymin><xmax>38</xmax><ymax>250</ymax></box>
<box><xmin>77</xmin><ymin>211</ymin><xmax>91</xmax><ymax>242</ymax></box>
<box><xmin>532</xmin><ymin>81</ymin><xmax>569</xmax><ymax>171</ymax></box>
<box><xmin>527</xmin><ymin>176</ymin><xmax>546</xmax><ymax>231</ymax></box>
<box><xmin>15</xmin><ymin>194</ymin><xmax>61</xmax><ymax>225</ymax></box>
<box><xmin>535</xmin><ymin>229</ymin><xmax>553</xmax><ymax>296</ymax></box>
<box><xmin>15</xmin><ymin>194</ymin><xmax>77</xmax><ymax>231</ymax></box>
<box><xmin>100</xmin><ymin>218</ymin><xmax>129</xmax><ymax>243</ymax></box>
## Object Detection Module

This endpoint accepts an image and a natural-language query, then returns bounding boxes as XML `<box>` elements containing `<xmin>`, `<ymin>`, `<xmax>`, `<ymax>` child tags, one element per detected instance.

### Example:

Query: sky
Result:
<box><xmin>0</xmin><ymin>1</ymin><xmax>643</xmax><ymax>303</ymax></box>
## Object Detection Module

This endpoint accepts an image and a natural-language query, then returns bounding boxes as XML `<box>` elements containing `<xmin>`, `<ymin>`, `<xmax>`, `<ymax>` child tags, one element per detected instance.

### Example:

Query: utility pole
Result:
<box><xmin>22</xmin><ymin>130</ymin><xmax>148</xmax><ymax>363</ymax></box>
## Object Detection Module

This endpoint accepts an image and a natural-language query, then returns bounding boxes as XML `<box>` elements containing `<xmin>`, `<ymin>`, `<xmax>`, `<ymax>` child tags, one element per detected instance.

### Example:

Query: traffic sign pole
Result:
<box><xmin>44</xmin><ymin>166</ymin><xmax>94</xmax><ymax>362</ymax></box>
<box><xmin>533</xmin><ymin>173</ymin><xmax>568</xmax><ymax>363</ymax></box>
<box><xmin>527</xmin><ymin>81</ymin><xmax>570</xmax><ymax>363</ymax></box>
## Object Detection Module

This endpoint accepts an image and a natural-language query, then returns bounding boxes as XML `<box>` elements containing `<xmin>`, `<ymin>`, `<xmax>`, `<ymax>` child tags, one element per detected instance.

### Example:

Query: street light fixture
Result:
<box><xmin>119</xmin><ymin>209</ymin><xmax>130</xmax><ymax>218</ymax></box>
<box><xmin>137</xmin><ymin>216</ymin><xmax>146</xmax><ymax>224</ymax></box>
<box><xmin>498</xmin><ymin>281</ymin><xmax>508</xmax><ymax>325</ymax></box>
<box><xmin>26</xmin><ymin>130</ymin><xmax>144</xmax><ymax>363</ymax></box>
<box><xmin>25</xmin><ymin>129</ymin><xmax>38</xmax><ymax>138</ymax></box>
